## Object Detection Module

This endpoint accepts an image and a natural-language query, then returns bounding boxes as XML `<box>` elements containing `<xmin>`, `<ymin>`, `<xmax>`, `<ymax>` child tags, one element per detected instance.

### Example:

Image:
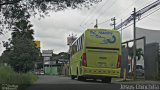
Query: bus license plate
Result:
<box><xmin>97</xmin><ymin>62</ymin><xmax>107</xmax><ymax>67</ymax></box>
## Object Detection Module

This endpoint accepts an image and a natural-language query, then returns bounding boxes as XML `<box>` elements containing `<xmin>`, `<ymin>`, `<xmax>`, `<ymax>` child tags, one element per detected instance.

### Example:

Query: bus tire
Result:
<box><xmin>78</xmin><ymin>76</ymin><xmax>86</xmax><ymax>81</ymax></box>
<box><xmin>71</xmin><ymin>75</ymin><xmax>76</xmax><ymax>80</ymax></box>
<box><xmin>102</xmin><ymin>77</ymin><xmax>111</xmax><ymax>83</ymax></box>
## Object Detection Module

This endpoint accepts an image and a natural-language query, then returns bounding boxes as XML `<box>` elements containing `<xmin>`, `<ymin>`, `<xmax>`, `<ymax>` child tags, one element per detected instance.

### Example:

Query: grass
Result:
<box><xmin>0</xmin><ymin>65</ymin><xmax>38</xmax><ymax>90</ymax></box>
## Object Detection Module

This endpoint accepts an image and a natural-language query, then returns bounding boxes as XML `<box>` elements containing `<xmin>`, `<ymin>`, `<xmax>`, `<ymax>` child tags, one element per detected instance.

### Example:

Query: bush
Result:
<box><xmin>0</xmin><ymin>66</ymin><xmax>38</xmax><ymax>90</ymax></box>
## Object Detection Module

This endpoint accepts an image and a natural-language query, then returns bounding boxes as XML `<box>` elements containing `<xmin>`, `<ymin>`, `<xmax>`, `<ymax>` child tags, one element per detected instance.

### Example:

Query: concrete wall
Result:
<box><xmin>144</xmin><ymin>43</ymin><xmax>159</xmax><ymax>80</ymax></box>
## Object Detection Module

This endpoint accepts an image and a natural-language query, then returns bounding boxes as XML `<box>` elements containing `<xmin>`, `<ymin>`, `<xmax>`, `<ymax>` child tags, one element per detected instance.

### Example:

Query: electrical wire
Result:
<box><xmin>79</xmin><ymin>5</ymin><xmax>100</xmax><ymax>27</ymax></box>
<box><xmin>91</xmin><ymin>0</ymin><xmax>117</xmax><ymax>22</ymax></box>
<box><xmin>116</xmin><ymin>0</ymin><xmax>155</xmax><ymax>27</ymax></box>
<box><xmin>117</xmin><ymin>6</ymin><xmax>160</xmax><ymax>31</ymax></box>
<box><xmin>83</xmin><ymin>0</ymin><xmax>117</xmax><ymax>28</ymax></box>
<box><xmin>116</xmin><ymin>1</ymin><xmax>134</xmax><ymax>23</ymax></box>
<box><xmin>99</xmin><ymin>19</ymin><xmax>111</xmax><ymax>25</ymax></box>
<box><xmin>80</xmin><ymin>0</ymin><xmax>111</xmax><ymax>27</ymax></box>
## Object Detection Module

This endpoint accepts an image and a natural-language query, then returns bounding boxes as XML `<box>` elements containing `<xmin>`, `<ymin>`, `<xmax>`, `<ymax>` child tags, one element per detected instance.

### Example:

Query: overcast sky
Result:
<box><xmin>1</xmin><ymin>0</ymin><xmax>160</xmax><ymax>54</ymax></box>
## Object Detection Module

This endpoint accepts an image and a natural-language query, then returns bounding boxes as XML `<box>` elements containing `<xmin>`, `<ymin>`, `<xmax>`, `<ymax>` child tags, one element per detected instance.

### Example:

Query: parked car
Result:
<box><xmin>128</xmin><ymin>64</ymin><xmax>144</xmax><ymax>76</ymax></box>
<box><xmin>136</xmin><ymin>64</ymin><xmax>144</xmax><ymax>76</ymax></box>
<box><xmin>40</xmin><ymin>70</ymin><xmax>44</xmax><ymax>75</ymax></box>
<box><xmin>34</xmin><ymin>69</ymin><xmax>44</xmax><ymax>75</ymax></box>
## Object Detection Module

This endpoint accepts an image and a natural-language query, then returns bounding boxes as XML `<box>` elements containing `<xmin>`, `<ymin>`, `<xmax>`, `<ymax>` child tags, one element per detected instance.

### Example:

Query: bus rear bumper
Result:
<box><xmin>82</xmin><ymin>66</ymin><xmax>120</xmax><ymax>77</ymax></box>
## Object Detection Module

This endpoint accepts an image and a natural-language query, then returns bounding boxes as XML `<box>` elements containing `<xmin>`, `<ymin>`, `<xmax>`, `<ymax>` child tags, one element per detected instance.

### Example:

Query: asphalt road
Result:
<box><xmin>25</xmin><ymin>75</ymin><xmax>160</xmax><ymax>90</ymax></box>
<box><xmin>25</xmin><ymin>75</ymin><xmax>121</xmax><ymax>90</ymax></box>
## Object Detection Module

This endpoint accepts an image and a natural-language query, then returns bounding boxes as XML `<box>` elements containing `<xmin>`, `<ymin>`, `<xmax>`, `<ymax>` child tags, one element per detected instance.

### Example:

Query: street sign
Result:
<box><xmin>42</xmin><ymin>54</ymin><xmax>52</xmax><ymax>56</ymax></box>
<box><xmin>42</xmin><ymin>50</ymin><xmax>53</xmax><ymax>54</ymax></box>
<box><xmin>34</xmin><ymin>40</ymin><xmax>40</xmax><ymax>48</ymax></box>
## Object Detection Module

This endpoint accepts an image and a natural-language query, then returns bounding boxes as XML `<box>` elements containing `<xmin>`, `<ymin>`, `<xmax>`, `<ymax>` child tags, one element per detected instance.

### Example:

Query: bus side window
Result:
<box><xmin>80</xmin><ymin>36</ymin><xmax>82</xmax><ymax>50</ymax></box>
<box><xmin>79</xmin><ymin>35</ymin><xmax>81</xmax><ymax>51</ymax></box>
<box><xmin>70</xmin><ymin>46</ymin><xmax>73</xmax><ymax>56</ymax></box>
<box><xmin>77</xmin><ymin>40</ymin><xmax>79</xmax><ymax>52</ymax></box>
<box><xmin>71</xmin><ymin>44</ymin><xmax>76</xmax><ymax>56</ymax></box>
<box><xmin>81</xmin><ymin>34</ymin><xmax>84</xmax><ymax>49</ymax></box>
<box><xmin>73</xmin><ymin>44</ymin><xmax>77</xmax><ymax>54</ymax></box>
<box><xmin>79</xmin><ymin>37</ymin><xmax>81</xmax><ymax>50</ymax></box>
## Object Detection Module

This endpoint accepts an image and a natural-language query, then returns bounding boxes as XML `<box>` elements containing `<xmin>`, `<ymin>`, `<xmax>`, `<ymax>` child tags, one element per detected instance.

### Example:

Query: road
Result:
<box><xmin>25</xmin><ymin>75</ymin><xmax>160</xmax><ymax>90</ymax></box>
<box><xmin>25</xmin><ymin>75</ymin><xmax>121</xmax><ymax>90</ymax></box>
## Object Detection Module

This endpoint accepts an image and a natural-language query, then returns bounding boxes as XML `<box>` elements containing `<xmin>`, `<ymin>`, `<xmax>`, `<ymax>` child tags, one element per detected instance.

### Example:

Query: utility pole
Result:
<box><xmin>111</xmin><ymin>17</ymin><xmax>116</xmax><ymax>30</ymax></box>
<box><xmin>94</xmin><ymin>19</ymin><xmax>98</xmax><ymax>28</ymax></box>
<box><xmin>115</xmin><ymin>0</ymin><xmax>160</xmax><ymax>30</ymax></box>
<box><xmin>121</xmin><ymin>19</ymin><xmax>123</xmax><ymax>42</ymax></box>
<box><xmin>133</xmin><ymin>8</ymin><xmax>137</xmax><ymax>80</ymax></box>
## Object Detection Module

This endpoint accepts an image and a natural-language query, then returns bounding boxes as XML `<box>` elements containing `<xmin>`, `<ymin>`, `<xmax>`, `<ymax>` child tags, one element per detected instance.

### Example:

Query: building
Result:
<box><xmin>42</xmin><ymin>50</ymin><xmax>58</xmax><ymax>75</ymax></box>
<box><xmin>136</xmin><ymin>27</ymin><xmax>160</xmax><ymax>66</ymax></box>
<box><xmin>67</xmin><ymin>35</ymin><xmax>77</xmax><ymax>54</ymax></box>
<box><xmin>135</xmin><ymin>27</ymin><xmax>160</xmax><ymax>80</ymax></box>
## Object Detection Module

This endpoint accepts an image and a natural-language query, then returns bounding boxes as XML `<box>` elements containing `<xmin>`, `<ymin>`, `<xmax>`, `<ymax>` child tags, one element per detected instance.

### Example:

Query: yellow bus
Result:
<box><xmin>69</xmin><ymin>29</ymin><xmax>122</xmax><ymax>83</ymax></box>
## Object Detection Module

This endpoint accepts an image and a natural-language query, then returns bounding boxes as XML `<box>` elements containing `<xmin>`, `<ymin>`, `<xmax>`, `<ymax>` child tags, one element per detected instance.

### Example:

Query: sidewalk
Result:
<box><xmin>114</xmin><ymin>78</ymin><xmax>160</xmax><ymax>84</ymax></box>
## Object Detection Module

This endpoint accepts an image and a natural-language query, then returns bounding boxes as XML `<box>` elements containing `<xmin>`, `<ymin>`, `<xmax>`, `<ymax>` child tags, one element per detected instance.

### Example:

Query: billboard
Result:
<box><xmin>34</xmin><ymin>40</ymin><xmax>40</xmax><ymax>48</ymax></box>
<box><xmin>42</xmin><ymin>50</ymin><xmax>53</xmax><ymax>54</ymax></box>
<box><xmin>42</xmin><ymin>50</ymin><xmax>53</xmax><ymax>56</ymax></box>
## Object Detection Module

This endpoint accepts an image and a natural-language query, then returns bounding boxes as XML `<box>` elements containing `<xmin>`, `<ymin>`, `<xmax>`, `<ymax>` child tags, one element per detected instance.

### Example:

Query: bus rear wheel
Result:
<box><xmin>78</xmin><ymin>76</ymin><xmax>86</xmax><ymax>81</ymax></box>
<box><xmin>76</xmin><ymin>68</ymin><xmax>86</xmax><ymax>81</ymax></box>
<box><xmin>71</xmin><ymin>75</ymin><xmax>76</xmax><ymax>79</ymax></box>
<box><xmin>102</xmin><ymin>77</ymin><xmax>111</xmax><ymax>83</ymax></box>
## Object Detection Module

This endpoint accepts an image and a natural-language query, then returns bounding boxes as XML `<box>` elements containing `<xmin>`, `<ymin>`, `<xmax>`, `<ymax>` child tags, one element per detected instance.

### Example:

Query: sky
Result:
<box><xmin>0</xmin><ymin>0</ymin><xmax>160</xmax><ymax>54</ymax></box>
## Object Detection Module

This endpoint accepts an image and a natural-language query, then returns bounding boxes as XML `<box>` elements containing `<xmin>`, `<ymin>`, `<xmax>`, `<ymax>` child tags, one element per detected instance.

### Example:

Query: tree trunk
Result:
<box><xmin>131</xmin><ymin>57</ymin><xmax>133</xmax><ymax>72</ymax></box>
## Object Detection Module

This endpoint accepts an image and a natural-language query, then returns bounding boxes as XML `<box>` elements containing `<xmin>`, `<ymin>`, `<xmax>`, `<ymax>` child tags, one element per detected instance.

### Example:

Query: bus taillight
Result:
<box><xmin>117</xmin><ymin>55</ymin><xmax>122</xmax><ymax>68</ymax></box>
<box><xmin>82</xmin><ymin>53</ymin><xmax>87</xmax><ymax>66</ymax></box>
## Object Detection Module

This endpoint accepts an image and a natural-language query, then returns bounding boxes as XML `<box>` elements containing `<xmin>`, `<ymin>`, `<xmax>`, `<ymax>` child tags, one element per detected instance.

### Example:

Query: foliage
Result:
<box><xmin>0</xmin><ymin>0</ymin><xmax>102</xmax><ymax>34</ymax></box>
<box><xmin>58</xmin><ymin>52</ymin><xmax>70</xmax><ymax>59</ymax></box>
<box><xmin>128</xmin><ymin>47</ymin><xmax>144</xmax><ymax>60</ymax></box>
<box><xmin>0</xmin><ymin>19</ymin><xmax>41</xmax><ymax>73</ymax></box>
<box><xmin>136</xmin><ymin>48</ymin><xmax>143</xmax><ymax>60</ymax></box>
<box><xmin>51</xmin><ymin>52</ymin><xmax>70</xmax><ymax>64</ymax></box>
<box><xmin>0</xmin><ymin>65</ymin><xmax>38</xmax><ymax>90</ymax></box>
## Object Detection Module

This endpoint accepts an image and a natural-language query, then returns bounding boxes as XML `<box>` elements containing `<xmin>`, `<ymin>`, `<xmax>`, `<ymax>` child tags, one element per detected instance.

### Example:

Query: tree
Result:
<box><xmin>128</xmin><ymin>46</ymin><xmax>144</xmax><ymax>72</ymax></box>
<box><xmin>0</xmin><ymin>19</ymin><xmax>41</xmax><ymax>73</ymax></box>
<box><xmin>0</xmin><ymin>0</ymin><xmax>102</xmax><ymax>34</ymax></box>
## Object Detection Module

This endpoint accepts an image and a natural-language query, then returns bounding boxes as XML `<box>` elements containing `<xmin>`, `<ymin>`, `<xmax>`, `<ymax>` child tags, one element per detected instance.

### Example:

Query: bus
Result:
<box><xmin>69</xmin><ymin>29</ymin><xmax>122</xmax><ymax>83</ymax></box>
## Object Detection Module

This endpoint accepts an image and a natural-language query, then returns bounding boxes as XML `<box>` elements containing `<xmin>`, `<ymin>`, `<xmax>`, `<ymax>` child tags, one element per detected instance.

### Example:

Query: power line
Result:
<box><xmin>116</xmin><ymin>0</ymin><xmax>160</xmax><ymax>30</ymax></box>
<box><xmin>84</xmin><ymin>0</ymin><xmax>111</xmax><ymax>25</ymax></box>
<box><xmin>83</xmin><ymin>0</ymin><xmax>117</xmax><ymax>28</ymax></box>
<box><xmin>80</xmin><ymin>0</ymin><xmax>110</xmax><ymax>27</ymax></box>
<box><xmin>92</xmin><ymin>0</ymin><xmax>117</xmax><ymax>22</ymax></box>
<box><xmin>79</xmin><ymin>5</ymin><xmax>100</xmax><ymax>27</ymax></box>
<box><xmin>117</xmin><ymin>0</ymin><xmax>155</xmax><ymax>26</ymax></box>
<box><xmin>98</xmin><ymin>19</ymin><xmax>111</xmax><ymax>25</ymax></box>
<box><xmin>116</xmin><ymin>1</ymin><xmax>134</xmax><ymax>23</ymax></box>
<box><xmin>118</xmin><ymin>6</ymin><xmax>160</xmax><ymax>31</ymax></box>
<box><xmin>137</xmin><ymin>6</ymin><xmax>160</xmax><ymax>22</ymax></box>
<box><xmin>147</xmin><ymin>16</ymin><xmax>160</xmax><ymax>22</ymax></box>
<box><xmin>82</xmin><ymin>18</ymin><xmax>110</xmax><ymax>28</ymax></box>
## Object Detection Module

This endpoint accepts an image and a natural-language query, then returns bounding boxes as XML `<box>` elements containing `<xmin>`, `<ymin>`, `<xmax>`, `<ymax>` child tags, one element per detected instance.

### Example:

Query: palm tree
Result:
<box><xmin>12</xmin><ymin>20</ymin><xmax>34</xmax><ymax>40</ymax></box>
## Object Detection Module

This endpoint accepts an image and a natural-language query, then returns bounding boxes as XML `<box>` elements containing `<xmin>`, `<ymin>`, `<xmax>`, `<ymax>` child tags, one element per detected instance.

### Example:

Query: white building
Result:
<box><xmin>136</xmin><ymin>27</ymin><xmax>160</xmax><ymax>66</ymax></box>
